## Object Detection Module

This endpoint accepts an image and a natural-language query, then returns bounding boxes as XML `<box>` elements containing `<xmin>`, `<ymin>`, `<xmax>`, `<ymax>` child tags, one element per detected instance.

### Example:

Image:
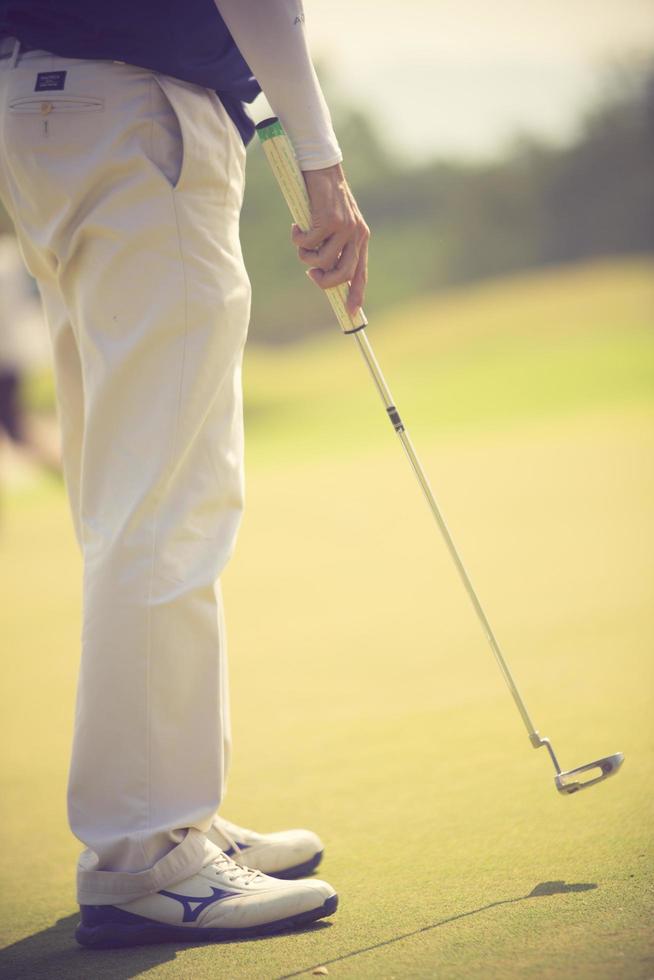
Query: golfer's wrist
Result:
<box><xmin>296</xmin><ymin>149</ymin><xmax>343</xmax><ymax>172</ymax></box>
<box><xmin>302</xmin><ymin>162</ymin><xmax>344</xmax><ymax>178</ymax></box>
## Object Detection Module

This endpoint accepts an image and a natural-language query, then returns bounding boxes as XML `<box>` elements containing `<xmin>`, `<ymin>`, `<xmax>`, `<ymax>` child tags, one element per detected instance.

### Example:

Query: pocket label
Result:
<box><xmin>35</xmin><ymin>71</ymin><xmax>67</xmax><ymax>92</ymax></box>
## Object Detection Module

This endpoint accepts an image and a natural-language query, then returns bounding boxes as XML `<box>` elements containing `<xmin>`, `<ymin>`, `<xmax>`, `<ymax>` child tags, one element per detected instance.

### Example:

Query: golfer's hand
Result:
<box><xmin>292</xmin><ymin>164</ymin><xmax>370</xmax><ymax>316</ymax></box>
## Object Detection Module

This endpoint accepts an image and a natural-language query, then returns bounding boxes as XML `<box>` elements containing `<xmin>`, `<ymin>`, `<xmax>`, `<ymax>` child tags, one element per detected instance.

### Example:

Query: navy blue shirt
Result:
<box><xmin>0</xmin><ymin>0</ymin><xmax>261</xmax><ymax>143</ymax></box>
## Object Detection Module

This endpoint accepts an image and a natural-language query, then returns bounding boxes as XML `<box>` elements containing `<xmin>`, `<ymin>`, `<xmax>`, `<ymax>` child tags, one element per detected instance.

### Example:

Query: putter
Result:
<box><xmin>256</xmin><ymin>117</ymin><xmax>624</xmax><ymax>795</ymax></box>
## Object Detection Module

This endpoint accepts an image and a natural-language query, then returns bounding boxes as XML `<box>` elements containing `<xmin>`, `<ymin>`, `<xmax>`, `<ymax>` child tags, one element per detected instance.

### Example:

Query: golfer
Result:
<box><xmin>0</xmin><ymin>0</ymin><xmax>369</xmax><ymax>948</ymax></box>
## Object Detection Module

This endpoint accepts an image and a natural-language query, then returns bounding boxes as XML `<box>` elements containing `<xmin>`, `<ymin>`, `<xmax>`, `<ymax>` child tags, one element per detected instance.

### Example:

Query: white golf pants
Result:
<box><xmin>0</xmin><ymin>40</ymin><xmax>250</xmax><ymax>903</ymax></box>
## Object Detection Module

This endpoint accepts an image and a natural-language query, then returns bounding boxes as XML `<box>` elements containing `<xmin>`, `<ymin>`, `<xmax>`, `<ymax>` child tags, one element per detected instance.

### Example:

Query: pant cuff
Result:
<box><xmin>76</xmin><ymin>828</ymin><xmax>222</xmax><ymax>905</ymax></box>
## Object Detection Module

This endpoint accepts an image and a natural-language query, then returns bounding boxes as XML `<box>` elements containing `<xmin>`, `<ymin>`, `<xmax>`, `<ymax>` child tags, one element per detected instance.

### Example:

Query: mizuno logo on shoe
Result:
<box><xmin>159</xmin><ymin>886</ymin><xmax>236</xmax><ymax>923</ymax></box>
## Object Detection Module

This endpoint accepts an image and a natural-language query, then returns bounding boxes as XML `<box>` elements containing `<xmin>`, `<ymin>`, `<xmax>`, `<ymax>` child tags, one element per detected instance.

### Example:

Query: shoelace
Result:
<box><xmin>212</xmin><ymin>848</ymin><xmax>263</xmax><ymax>886</ymax></box>
<box><xmin>213</xmin><ymin>818</ymin><xmax>244</xmax><ymax>860</ymax></box>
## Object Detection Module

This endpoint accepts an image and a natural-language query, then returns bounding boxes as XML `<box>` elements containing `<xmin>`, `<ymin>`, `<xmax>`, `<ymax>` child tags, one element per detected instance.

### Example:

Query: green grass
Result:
<box><xmin>243</xmin><ymin>257</ymin><xmax>654</xmax><ymax>462</ymax></box>
<box><xmin>0</xmin><ymin>258</ymin><xmax>653</xmax><ymax>979</ymax></box>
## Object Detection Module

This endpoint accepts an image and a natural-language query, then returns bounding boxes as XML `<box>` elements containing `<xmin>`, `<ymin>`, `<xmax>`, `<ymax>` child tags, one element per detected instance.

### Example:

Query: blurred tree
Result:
<box><xmin>538</xmin><ymin>61</ymin><xmax>654</xmax><ymax>262</ymax></box>
<box><xmin>242</xmin><ymin>57</ymin><xmax>653</xmax><ymax>342</ymax></box>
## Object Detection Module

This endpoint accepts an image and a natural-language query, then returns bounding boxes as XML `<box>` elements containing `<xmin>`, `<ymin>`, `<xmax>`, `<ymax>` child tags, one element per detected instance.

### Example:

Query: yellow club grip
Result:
<box><xmin>256</xmin><ymin>117</ymin><xmax>367</xmax><ymax>334</ymax></box>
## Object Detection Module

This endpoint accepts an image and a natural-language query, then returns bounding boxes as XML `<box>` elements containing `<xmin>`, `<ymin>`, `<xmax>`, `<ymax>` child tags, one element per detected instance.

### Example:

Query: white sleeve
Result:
<box><xmin>213</xmin><ymin>0</ymin><xmax>343</xmax><ymax>170</ymax></box>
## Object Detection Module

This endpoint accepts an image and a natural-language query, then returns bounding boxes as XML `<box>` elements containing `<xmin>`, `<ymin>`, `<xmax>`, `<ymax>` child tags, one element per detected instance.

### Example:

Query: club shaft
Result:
<box><xmin>352</xmin><ymin>330</ymin><xmax>540</xmax><ymax>742</ymax></box>
<box><xmin>256</xmin><ymin>116</ymin><xmax>543</xmax><ymax>749</ymax></box>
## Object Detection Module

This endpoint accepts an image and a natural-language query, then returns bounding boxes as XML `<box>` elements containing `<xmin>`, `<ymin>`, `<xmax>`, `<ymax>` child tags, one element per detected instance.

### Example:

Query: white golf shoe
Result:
<box><xmin>75</xmin><ymin>850</ymin><xmax>337</xmax><ymax>948</ymax></box>
<box><xmin>208</xmin><ymin>815</ymin><xmax>324</xmax><ymax>879</ymax></box>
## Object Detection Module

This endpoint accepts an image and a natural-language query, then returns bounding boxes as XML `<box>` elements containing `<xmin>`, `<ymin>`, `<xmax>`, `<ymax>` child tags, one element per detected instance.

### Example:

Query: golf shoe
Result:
<box><xmin>76</xmin><ymin>849</ymin><xmax>337</xmax><ymax>948</ymax></box>
<box><xmin>208</xmin><ymin>815</ymin><xmax>324</xmax><ymax>879</ymax></box>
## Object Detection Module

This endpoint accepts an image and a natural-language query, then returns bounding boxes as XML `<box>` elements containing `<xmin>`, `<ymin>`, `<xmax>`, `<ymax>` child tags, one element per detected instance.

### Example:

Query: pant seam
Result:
<box><xmin>140</xmin><ymin>182</ymin><xmax>191</xmax><ymax>868</ymax></box>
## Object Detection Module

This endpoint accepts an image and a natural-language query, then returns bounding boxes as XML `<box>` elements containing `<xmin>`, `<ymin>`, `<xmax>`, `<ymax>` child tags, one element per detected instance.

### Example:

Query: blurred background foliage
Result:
<box><xmin>240</xmin><ymin>58</ymin><xmax>653</xmax><ymax>342</ymax></box>
<box><xmin>1</xmin><ymin>59</ymin><xmax>652</xmax><ymax>346</ymax></box>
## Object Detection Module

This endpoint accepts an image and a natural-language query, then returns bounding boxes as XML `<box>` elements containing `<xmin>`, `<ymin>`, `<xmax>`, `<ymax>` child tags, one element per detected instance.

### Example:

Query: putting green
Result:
<box><xmin>0</xmin><ymin>259</ymin><xmax>652</xmax><ymax>979</ymax></box>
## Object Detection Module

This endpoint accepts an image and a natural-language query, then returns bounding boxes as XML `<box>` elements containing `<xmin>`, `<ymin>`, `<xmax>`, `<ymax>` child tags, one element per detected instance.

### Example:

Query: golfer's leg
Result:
<box><xmin>36</xmin><ymin>283</ymin><xmax>235</xmax><ymax>843</ymax></box>
<box><xmin>1</xmin><ymin>53</ymin><xmax>247</xmax><ymax>903</ymax></box>
<box><xmin>64</xmin><ymin>78</ymin><xmax>249</xmax><ymax>904</ymax></box>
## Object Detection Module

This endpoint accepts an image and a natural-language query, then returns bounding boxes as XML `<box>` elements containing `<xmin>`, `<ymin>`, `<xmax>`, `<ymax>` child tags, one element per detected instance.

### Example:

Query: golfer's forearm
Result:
<box><xmin>213</xmin><ymin>0</ymin><xmax>342</xmax><ymax>170</ymax></box>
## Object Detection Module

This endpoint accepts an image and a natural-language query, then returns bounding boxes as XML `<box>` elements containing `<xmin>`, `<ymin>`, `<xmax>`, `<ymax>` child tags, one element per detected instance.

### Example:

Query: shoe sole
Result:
<box><xmin>75</xmin><ymin>893</ymin><xmax>338</xmax><ymax>949</ymax></box>
<box><xmin>268</xmin><ymin>850</ymin><xmax>324</xmax><ymax>880</ymax></box>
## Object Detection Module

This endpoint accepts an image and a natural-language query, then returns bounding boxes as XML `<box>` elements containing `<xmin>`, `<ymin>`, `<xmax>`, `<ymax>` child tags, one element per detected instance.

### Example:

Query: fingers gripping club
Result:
<box><xmin>257</xmin><ymin>118</ymin><xmax>367</xmax><ymax>335</ymax></box>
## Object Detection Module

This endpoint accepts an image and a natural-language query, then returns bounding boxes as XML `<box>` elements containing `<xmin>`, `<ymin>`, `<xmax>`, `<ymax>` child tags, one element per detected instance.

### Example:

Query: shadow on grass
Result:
<box><xmin>0</xmin><ymin>911</ymin><xmax>333</xmax><ymax>980</ymax></box>
<box><xmin>0</xmin><ymin>882</ymin><xmax>595</xmax><ymax>980</ymax></box>
<box><xmin>277</xmin><ymin>880</ymin><xmax>598</xmax><ymax>979</ymax></box>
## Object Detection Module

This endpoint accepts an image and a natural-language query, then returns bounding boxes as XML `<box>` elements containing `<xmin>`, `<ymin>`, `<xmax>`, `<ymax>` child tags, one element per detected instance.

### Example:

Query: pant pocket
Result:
<box><xmin>8</xmin><ymin>95</ymin><xmax>104</xmax><ymax>112</ymax></box>
<box><xmin>148</xmin><ymin>75</ymin><xmax>186</xmax><ymax>191</ymax></box>
<box><xmin>149</xmin><ymin>73</ymin><xmax>239</xmax><ymax>201</ymax></box>
<box><xmin>6</xmin><ymin>91</ymin><xmax>105</xmax><ymax>145</ymax></box>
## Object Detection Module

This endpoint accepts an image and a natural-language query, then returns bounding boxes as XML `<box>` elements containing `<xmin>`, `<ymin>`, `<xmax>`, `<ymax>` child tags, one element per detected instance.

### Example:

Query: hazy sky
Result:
<box><xmin>298</xmin><ymin>0</ymin><xmax>654</xmax><ymax>161</ymax></box>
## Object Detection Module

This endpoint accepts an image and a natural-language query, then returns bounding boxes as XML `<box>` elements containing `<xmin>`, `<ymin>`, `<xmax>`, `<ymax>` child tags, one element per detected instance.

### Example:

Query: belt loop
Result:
<box><xmin>9</xmin><ymin>38</ymin><xmax>20</xmax><ymax>69</ymax></box>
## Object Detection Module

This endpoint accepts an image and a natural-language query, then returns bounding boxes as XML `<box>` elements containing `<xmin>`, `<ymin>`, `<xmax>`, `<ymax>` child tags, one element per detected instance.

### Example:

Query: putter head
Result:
<box><xmin>555</xmin><ymin>752</ymin><xmax>624</xmax><ymax>794</ymax></box>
